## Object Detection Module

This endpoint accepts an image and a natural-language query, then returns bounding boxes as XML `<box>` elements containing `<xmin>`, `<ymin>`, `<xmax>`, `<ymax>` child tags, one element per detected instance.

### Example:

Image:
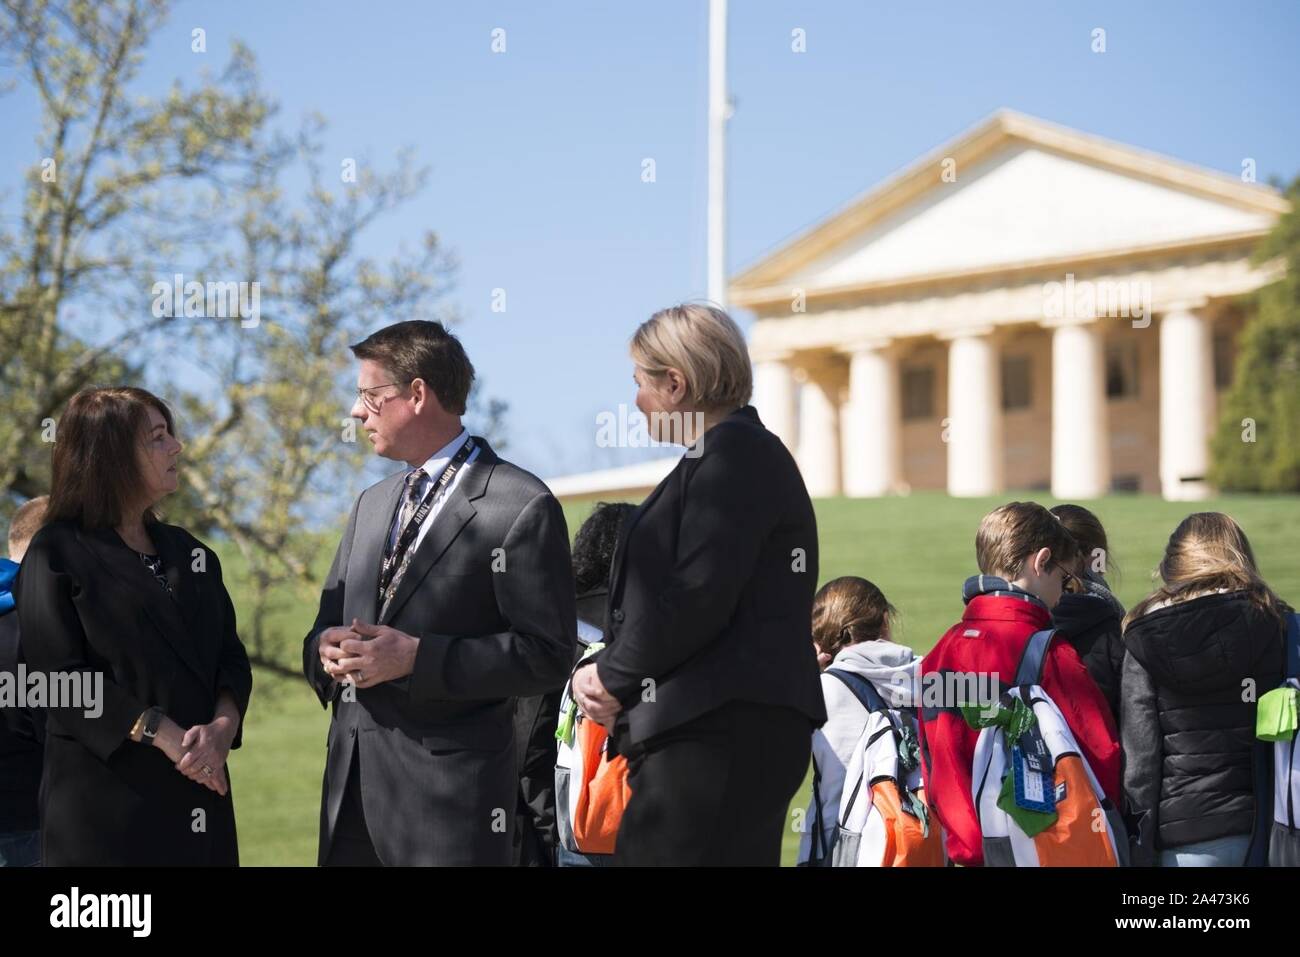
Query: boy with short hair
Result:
<box><xmin>917</xmin><ymin>501</ymin><xmax>1120</xmax><ymax>867</ymax></box>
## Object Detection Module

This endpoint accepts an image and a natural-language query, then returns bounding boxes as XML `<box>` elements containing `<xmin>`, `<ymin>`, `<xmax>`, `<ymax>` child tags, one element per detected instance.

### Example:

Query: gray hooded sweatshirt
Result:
<box><xmin>797</xmin><ymin>639</ymin><xmax>922</xmax><ymax>864</ymax></box>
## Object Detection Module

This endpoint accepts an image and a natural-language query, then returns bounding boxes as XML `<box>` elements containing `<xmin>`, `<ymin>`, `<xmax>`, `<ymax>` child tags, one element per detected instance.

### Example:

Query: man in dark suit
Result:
<box><xmin>303</xmin><ymin>320</ymin><xmax>577</xmax><ymax>866</ymax></box>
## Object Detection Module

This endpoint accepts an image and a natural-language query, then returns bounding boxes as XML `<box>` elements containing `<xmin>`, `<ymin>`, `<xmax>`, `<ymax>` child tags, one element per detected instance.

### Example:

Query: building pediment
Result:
<box><xmin>730</xmin><ymin>110</ymin><xmax>1287</xmax><ymax>306</ymax></box>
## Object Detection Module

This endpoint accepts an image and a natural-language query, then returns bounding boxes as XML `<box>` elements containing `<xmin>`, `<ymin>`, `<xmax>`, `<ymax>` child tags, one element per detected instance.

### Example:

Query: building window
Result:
<box><xmin>901</xmin><ymin>366</ymin><xmax>935</xmax><ymax>420</ymax></box>
<box><xmin>1105</xmin><ymin>342</ymin><xmax>1139</xmax><ymax>400</ymax></box>
<box><xmin>1111</xmin><ymin>473</ymin><xmax>1141</xmax><ymax>493</ymax></box>
<box><xmin>1001</xmin><ymin>356</ymin><xmax>1032</xmax><ymax>411</ymax></box>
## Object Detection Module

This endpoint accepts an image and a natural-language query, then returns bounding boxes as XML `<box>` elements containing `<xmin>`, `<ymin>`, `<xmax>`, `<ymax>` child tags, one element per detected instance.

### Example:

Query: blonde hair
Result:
<box><xmin>976</xmin><ymin>501</ymin><xmax>1081</xmax><ymax>580</ymax></box>
<box><xmin>812</xmin><ymin>576</ymin><xmax>897</xmax><ymax>660</ymax></box>
<box><xmin>1125</xmin><ymin>512</ymin><xmax>1289</xmax><ymax>629</ymax></box>
<box><xmin>7</xmin><ymin>495</ymin><xmax>49</xmax><ymax>561</ymax></box>
<box><xmin>630</xmin><ymin>303</ymin><xmax>752</xmax><ymax>411</ymax></box>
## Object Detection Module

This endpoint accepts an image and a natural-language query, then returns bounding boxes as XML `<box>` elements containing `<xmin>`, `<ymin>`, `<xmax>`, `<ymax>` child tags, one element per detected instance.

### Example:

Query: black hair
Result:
<box><xmin>572</xmin><ymin>502</ymin><xmax>636</xmax><ymax>594</ymax></box>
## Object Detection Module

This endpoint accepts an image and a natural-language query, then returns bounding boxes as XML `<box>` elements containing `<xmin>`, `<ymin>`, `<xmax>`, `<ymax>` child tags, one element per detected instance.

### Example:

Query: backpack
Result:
<box><xmin>1261</xmin><ymin>613</ymin><xmax>1300</xmax><ymax>866</ymax></box>
<box><xmin>969</xmin><ymin>628</ymin><xmax>1128</xmax><ymax>867</ymax></box>
<box><xmin>812</xmin><ymin>668</ymin><xmax>945</xmax><ymax>867</ymax></box>
<box><xmin>554</xmin><ymin>636</ymin><xmax>630</xmax><ymax>856</ymax></box>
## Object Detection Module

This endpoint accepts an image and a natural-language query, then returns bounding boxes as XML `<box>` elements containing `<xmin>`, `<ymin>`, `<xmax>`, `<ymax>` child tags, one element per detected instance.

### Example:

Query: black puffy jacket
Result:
<box><xmin>1052</xmin><ymin>576</ymin><xmax>1125</xmax><ymax>728</ymax></box>
<box><xmin>1122</xmin><ymin>590</ymin><xmax>1284</xmax><ymax>858</ymax></box>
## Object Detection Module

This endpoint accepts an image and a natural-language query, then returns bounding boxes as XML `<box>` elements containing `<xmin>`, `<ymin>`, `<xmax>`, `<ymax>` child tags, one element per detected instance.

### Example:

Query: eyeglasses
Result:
<box><xmin>1050</xmin><ymin>562</ymin><xmax>1084</xmax><ymax>594</ymax></box>
<box><xmin>355</xmin><ymin>382</ymin><xmax>409</xmax><ymax>414</ymax></box>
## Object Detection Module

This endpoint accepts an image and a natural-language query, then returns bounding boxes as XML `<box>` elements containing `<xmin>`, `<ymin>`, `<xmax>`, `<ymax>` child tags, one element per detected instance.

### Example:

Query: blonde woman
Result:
<box><xmin>571</xmin><ymin>303</ymin><xmax>826</xmax><ymax>866</ymax></box>
<box><xmin>1122</xmin><ymin>513</ymin><xmax>1290</xmax><ymax>867</ymax></box>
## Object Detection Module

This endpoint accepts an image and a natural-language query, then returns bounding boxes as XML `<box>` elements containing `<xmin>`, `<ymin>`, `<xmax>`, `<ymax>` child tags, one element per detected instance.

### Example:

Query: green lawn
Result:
<box><xmin>223</xmin><ymin>492</ymin><xmax>1300</xmax><ymax>866</ymax></box>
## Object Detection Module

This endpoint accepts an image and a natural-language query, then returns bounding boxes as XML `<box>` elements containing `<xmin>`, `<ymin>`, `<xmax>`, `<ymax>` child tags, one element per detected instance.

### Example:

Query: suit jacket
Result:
<box><xmin>595</xmin><ymin>405</ymin><xmax>827</xmax><ymax>746</ymax></box>
<box><xmin>16</xmin><ymin>520</ymin><xmax>252</xmax><ymax>866</ymax></box>
<box><xmin>0</xmin><ymin>608</ymin><xmax>43</xmax><ymax>832</ymax></box>
<box><xmin>303</xmin><ymin>437</ymin><xmax>577</xmax><ymax>866</ymax></box>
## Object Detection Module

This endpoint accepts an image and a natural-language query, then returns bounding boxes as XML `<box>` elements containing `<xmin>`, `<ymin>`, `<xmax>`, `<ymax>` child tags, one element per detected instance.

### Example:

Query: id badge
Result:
<box><xmin>1011</xmin><ymin>728</ymin><xmax>1055</xmax><ymax>814</ymax></box>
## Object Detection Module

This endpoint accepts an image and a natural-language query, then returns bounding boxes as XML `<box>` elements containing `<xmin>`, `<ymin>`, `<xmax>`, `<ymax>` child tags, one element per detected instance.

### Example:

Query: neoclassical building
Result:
<box><xmin>733</xmin><ymin>110</ymin><xmax>1288</xmax><ymax>501</ymax></box>
<box><xmin>547</xmin><ymin>110</ymin><xmax>1288</xmax><ymax>503</ymax></box>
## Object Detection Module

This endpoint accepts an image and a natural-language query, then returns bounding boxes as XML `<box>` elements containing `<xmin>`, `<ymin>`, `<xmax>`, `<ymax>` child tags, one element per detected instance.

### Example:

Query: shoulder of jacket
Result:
<box><xmin>25</xmin><ymin>519</ymin><xmax>78</xmax><ymax>555</ymax></box>
<box><xmin>686</xmin><ymin>418</ymin><xmax>784</xmax><ymax>479</ymax></box>
<box><xmin>486</xmin><ymin>457</ymin><xmax>551</xmax><ymax>500</ymax></box>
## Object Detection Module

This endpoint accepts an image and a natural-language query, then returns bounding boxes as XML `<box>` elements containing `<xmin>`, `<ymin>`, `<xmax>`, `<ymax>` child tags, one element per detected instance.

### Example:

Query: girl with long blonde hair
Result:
<box><xmin>1122</xmin><ymin>512</ymin><xmax>1290</xmax><ymax>867</ymax></box>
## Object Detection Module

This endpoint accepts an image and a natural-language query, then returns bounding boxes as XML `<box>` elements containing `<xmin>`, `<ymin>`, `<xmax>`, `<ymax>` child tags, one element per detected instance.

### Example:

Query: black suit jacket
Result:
<box><xmin>16</xmin><ymin>520</ymin><xmax>253</xmax><ymax>865</ymax></box>
<box><xmin>303</xmin><ymin>438</ymin><xmax>577</xmax><ymax>866</ymax></box>
<box><xmin>0</xmin><ymin>608</ymin><xmax>43</xmax><ymax>832</ymax></box>
<box><xmin>595</xmin><ymin>405</ymin><xmax>827</xmax><ymax>746</ymax></box>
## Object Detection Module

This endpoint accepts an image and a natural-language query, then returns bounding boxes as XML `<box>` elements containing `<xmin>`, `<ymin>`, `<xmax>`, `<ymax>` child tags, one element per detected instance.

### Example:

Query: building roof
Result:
<box><xmin>545</xmin><ymin>453</ymin><xmax>679</xmax><ymax>502</ymax></box>
<box><xmin>730</xmin><ymin>109</ymin><xmax>1289</xmax><ymax>308</ymax></box>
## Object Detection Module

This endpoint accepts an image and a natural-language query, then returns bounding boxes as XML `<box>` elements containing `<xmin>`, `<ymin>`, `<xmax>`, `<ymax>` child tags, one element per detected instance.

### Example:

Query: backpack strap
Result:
<box><xmin>826</xmin><ymin>668</ymin><xmax>887</xmax><ymax>714</ymax></box>
<box><xmin>809</xmin><ymin>756</ymin><xmax>829</xmax><ymax>866</ymax></box>
<box><xmin>1286</xmin><ymin>613</ymin><xmax>1300</xmax><ymax>681</ymax></box>
<box><xmin>1014</xmin><ymin>629</ymin><xmax>1056</xmax><ymax>687</ymax></box>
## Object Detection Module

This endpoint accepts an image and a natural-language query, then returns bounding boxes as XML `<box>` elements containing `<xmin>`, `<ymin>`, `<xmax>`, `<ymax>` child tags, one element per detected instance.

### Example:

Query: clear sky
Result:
<box><xmin>3</xmin><ymin>0</ymin><xmax>1298</xmax><ymax>481</ymax></box>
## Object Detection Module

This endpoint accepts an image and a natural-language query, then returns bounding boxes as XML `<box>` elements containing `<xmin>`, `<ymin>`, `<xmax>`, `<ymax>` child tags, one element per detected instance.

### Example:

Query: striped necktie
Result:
<box><xmin>379</xmin><ymin>467</ymin><xmax>428</xmax><ymax>613</ymax></box>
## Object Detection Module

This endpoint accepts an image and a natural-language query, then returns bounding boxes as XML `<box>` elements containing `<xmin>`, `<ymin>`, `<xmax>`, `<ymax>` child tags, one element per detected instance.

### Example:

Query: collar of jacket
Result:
<box><xmin>681</xmin><ymin>404</ymin><xmax>760</xmax><ymax>456</ymax></box>
<box><xmin>962</xmin><ymin>593</ymin><xmax>1054</xmax><ymax>630</ymax></box>
<box><xmin>79</xmin><ymin>523</ymin><xmax>208</xmax><ymax>681</ymax></box>
<box><xmin>962</xmin><ymin>573</ymin><xmax>1051</xmax><ymax>610</ymax></box>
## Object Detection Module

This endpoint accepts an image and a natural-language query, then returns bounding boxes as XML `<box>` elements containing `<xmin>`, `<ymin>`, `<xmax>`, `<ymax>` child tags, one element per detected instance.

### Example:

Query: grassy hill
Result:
<box><xmin>223</xmin><ymin>491</ymin><xmax>1300</xmax><ymax>865</ymax></box>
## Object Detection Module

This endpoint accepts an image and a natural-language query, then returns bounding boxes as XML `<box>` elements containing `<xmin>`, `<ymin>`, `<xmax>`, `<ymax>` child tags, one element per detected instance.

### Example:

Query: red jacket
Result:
<box><xmin>918</xmin><ymin>594</ymin><xmax>1121</xmax><ymax>867</ymax></box>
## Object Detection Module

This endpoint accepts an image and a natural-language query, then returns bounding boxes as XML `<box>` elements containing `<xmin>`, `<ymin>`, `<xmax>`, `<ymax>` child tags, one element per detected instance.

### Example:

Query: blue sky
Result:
<box><xmin>3</xmin><ymin>0</ymin><xmax>1299</xmax><ymax>481</ymax></box>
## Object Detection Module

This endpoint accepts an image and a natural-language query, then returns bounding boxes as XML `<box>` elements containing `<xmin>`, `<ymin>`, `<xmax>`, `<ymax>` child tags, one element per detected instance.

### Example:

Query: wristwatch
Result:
<box><xmin>141</xmin><ymin>707</ymin><xmax>164</xmax><ymax>742</ymax></box>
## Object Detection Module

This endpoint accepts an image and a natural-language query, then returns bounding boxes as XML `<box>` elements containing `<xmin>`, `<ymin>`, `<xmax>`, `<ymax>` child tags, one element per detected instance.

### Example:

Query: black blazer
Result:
<box><xmin>595</xmin><ymin>405</ymin><xmax>827</xmax><ymax>745</ymax></box>
<box><xmin>16</xmin><ymin>520</ymin><xmax>253</xmax><ymax>866</ymax></box>
<box><xmin>0</xmin><ymin>610</ymin><xmax>43</xmax><ymax>832</ymax></box>
<box><xmin>302</xmin><ymin>439</ymin><xmax>577</xmax><ymax>866</ymax></box>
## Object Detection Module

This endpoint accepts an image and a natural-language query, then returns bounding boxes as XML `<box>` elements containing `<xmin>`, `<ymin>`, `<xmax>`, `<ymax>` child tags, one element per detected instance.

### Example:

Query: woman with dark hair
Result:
<box><xmin>17</xmin><ymin>386</ymin><xmax>252</xmax><ymax>866</ymax></box>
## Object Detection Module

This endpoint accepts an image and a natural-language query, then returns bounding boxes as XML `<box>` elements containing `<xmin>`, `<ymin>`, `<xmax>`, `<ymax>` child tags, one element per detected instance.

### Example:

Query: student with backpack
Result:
<box><xmin>797</xmin><ymin>577</ymin><xmax>943</xmax><ymax>866</ymax></box>
<box><xmin>918</xmin><ymin>501</ymin><xmax>1123</xmax><ymax>867</ymax></box>
<box><xmin>553</xmin><ymin>502</ymin><xmax>635</xmax><ymax>867</ymax></box>
<box><xmin>1122</xmin><ymin>512</ymin><xmax>1288</xmax><ymax>867</ymax></box>
<box><xmin>1049</xmin><ymin>504</ymin><xmax>1126</xmax><ymax>727</ymax></box>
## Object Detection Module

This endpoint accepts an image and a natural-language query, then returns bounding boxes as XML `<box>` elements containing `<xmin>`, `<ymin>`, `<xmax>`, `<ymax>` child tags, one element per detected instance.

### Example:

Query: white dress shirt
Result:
<box><xmin>386</xmin><ymin>428</ymin><xmax>481</xmax><ymax>556</ymax></box>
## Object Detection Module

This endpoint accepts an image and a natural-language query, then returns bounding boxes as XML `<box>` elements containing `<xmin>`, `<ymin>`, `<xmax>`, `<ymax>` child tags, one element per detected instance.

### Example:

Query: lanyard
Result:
<box><xmin>379</xmin><ymin>437</ymin><xmax>475</xmax><ymax>596</ymax></box>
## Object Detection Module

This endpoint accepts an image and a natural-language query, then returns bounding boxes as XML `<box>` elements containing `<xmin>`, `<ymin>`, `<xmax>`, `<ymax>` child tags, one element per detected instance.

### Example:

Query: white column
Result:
<box><xmin>1159</xmin><ymin>306</ymin><xmax>1213</xmax><ymax>501</ymax></box>
<box><xmin>841</xmin><ymin>339</ymin><xmax>899</xmax><ymax>497</ymax></box>
<box><xmin>1048</xmin><ymin>320</ymin><xmax>1110</xmax><ymax>499</ymax></box>
<box><xmin>942</xmin><ymin>329</ymin><xmax>1003</xmax><ymax>497</ymax></box>
<box><xmin>750</xmin><ymin>350</ymin><xmax>798</xmax><ymax>454</ymax></box>
<box><xmin>796</xmin><ymin>366</ymin><xmax>842</xmax><ymax>498</ymax></box>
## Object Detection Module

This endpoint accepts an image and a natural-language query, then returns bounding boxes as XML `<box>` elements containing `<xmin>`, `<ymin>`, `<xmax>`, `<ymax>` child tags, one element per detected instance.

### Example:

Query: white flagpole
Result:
<box><xmin>707</xmin><ymin>0</ymin><xmax>728</xmax><ymax>309</ymax></box>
